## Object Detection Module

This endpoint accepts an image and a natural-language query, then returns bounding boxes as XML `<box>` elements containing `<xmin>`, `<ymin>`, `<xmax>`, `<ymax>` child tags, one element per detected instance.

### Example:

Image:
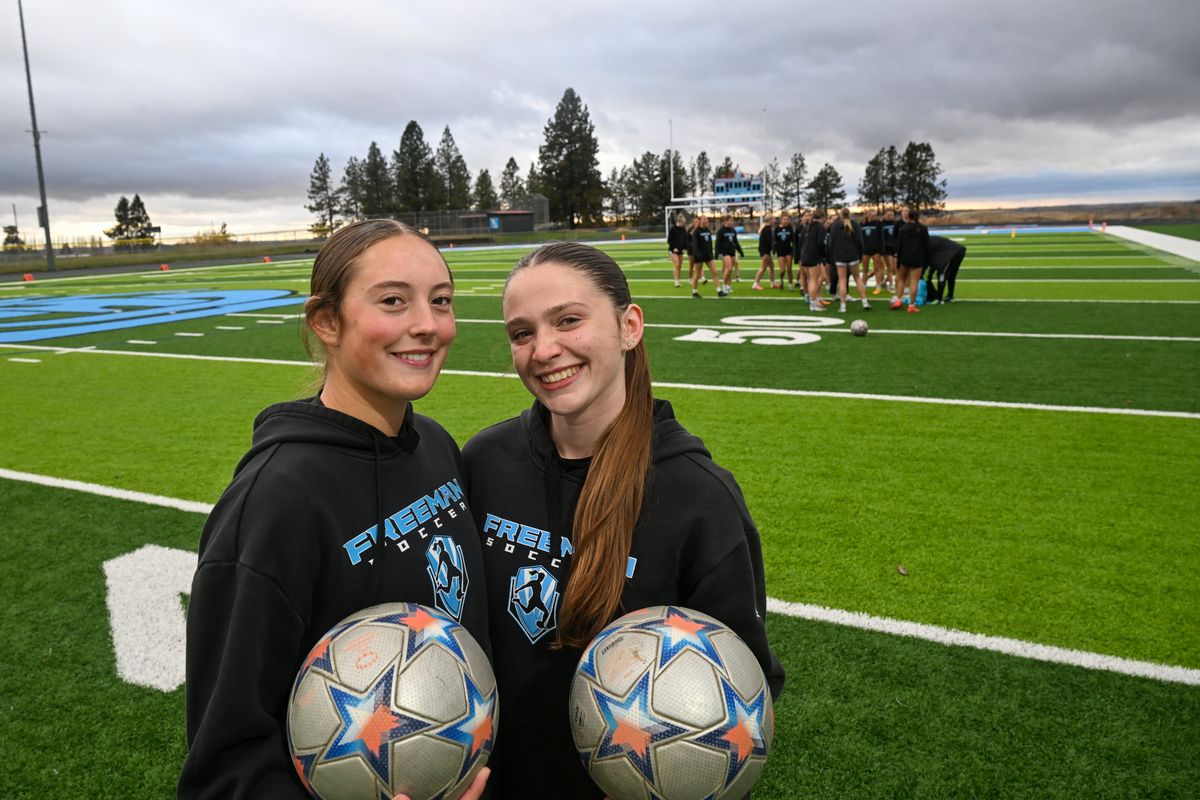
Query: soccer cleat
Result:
<box><xmin>691</xmin><ymin>290</ymin><xmax>702</xmax><ymax>299</ymax></box>
<box><xmin>862</xmin><ymin>301</ymin><xmax>872</xmax><ymax>310</ymax></box>
<box><xmin>890</xmin><ymin>297</ymin><xmax>903</xmax><ymax>309</ymax></box>
<box><xmin>810</xmin><ymin>303</ymin><xmax>826</xmax><ymax>312</ymax></box>
<box><xmin>838</xmin><ymin>303</ymin><xmax>847</xmax><ymax>313</ymax></box>
<box><xmin>674</xmin><ymin>280</ymin><xmax>681</xmax><ymax>288</ymax></box>
<box><xmin>907</xmin><ymin>304</ymin><xmax>920</xmax><ymax>313</ymax></box>
<box><xmin>752</xmin><ymin>282</ymin><xmax>764</xmax><ymax>291</ymax></box>
<box><xmin>702</xmin><ymin>276</ymin><xmax>709</xmax><ymax>285</ymax></box>
<box><xmin>872</xmin><ymin>287</ymin><xmax>881</xmax><ymax>295</ymax></box>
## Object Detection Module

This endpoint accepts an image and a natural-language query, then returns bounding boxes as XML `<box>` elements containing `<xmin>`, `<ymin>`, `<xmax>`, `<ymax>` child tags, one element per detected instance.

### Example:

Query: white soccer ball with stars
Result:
<box><xmin>287</xmin><ymin>602</ymin><xmax>497</xmax><ymax>800</ymax></box>
<box><xmin>569</xmin><ymin>606</ymin><xmax>773</xmax><ymax>800</ymax></box>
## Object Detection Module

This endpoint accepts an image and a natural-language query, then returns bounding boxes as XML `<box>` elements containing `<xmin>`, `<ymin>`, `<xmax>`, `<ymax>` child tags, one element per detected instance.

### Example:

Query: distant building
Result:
<box><xmin>713</xmin><ymin>170</ymin><xmax>763</xmax><ymax>202</ymax></box>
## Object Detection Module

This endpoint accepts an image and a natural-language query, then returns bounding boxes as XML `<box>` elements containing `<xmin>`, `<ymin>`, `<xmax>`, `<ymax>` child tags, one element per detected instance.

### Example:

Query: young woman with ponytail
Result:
<box><xmin>463</xmin><ymin>242</ymin><xmax>784</xmax><ymax>799</ymax></box>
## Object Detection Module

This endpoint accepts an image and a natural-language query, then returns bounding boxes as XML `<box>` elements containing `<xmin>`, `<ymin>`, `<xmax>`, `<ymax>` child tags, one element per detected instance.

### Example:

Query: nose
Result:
<box><xmin>529</xmin><ymin>328</ymin><xmax>561</xmax><ymax>363</ymax></box>
<box><xmin>407</xmin><ymin>300</ymin><xmax>437</xmax><ymax>337</ymax></box>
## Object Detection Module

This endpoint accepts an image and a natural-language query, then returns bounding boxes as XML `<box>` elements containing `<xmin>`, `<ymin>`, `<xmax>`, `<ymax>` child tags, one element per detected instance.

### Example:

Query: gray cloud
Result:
<box><xmin>3</xmin><ymin>0</ymin><xmax>1198</xmax><ymax>236</ymax></box>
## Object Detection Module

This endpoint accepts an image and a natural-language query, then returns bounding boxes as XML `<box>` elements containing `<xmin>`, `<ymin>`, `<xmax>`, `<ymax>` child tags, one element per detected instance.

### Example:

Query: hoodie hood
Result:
<box><xmin>517</xmin><ymin>398</ymin><xmax>710</xmax><ymax>477</ymax></box>
<box><xmin>236</xmin><ymin>396</ymin><xmax>419</xmax><ymax>473</ymax></box>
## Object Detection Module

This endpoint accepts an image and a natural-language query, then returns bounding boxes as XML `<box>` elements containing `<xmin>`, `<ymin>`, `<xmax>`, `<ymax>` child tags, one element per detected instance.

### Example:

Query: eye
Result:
<box><xmin>509</xmin><ymin>329</ymin><xmax>532</xmax><ymax>344</ymax></box>
<box><xmin>380</xmin><ymin>295</ymin><xmax>404</xmax><ymax>307</ymax></box>
<box><xmin>432</xmin><ymin>294</ymin><xmax>454</xmax><ymax>308</ymax></box>
<box><xmin>557</xmin><ymin>315</ymin><xmax>582</xmax><ymax>328</ymax></box>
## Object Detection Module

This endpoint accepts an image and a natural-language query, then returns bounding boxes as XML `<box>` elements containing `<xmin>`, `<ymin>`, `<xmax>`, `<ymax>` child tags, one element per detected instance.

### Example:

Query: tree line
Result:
<box><xmin>307</xmin><ymin>87</ymin><xmax>948</xmax><ymax>232</ymax></box>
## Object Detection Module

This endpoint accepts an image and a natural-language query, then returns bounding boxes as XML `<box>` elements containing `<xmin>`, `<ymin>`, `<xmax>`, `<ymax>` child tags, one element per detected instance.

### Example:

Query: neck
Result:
<box><xmin>320</xmin><ymin>380</ymin><xmax>407</xmax><ymax>436</ymax></box>
<box><xmin>546</xmin><ymin>390</ymin><xmax>625</xmax><ymax>460</ymax></box>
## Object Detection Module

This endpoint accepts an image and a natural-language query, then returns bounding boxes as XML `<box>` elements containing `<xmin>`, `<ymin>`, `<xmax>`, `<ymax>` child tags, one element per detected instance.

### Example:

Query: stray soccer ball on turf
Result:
<box><xmin>850</xmin><ymin>319</ymin><xmax>869</xmax><ymax>337</ymax></box>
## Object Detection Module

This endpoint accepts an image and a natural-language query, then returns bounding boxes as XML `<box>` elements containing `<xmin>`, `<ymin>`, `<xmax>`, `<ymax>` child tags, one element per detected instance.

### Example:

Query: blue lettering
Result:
<box><xmin>498</xmin><ymin>519</ymin><xmax>519</xmax><ymax>541</ymax></box>
<box><xmin>516</xmin><ymin>525</ymin><xmax>541</xmax><ymax>549</ymax></box>
<box><xmin>446</xmin><ymin>478</ymin><xmax>463</xmax><ymax>501</ymax></box>
<box><xmin>537</xmin><ymin>529</ymin><xmax>551</xmax><ymax>552</ymax></box>
<box><xmin>559</xmin><ymin>537</ymin><xmax>574</xmax><ymax>558</ymax></box>
<box><xmin>392</xmin><ymin>506</ymin><xmax>418</xmax><ymax>535</ymax></box>
<box><xmin>483</xmin><ymin>513</ymin><xmax>502</xmax><ymax>534</ymax></box>
<box><xmin>625</xmin><ymin>557</ymin><xmax>638</xmax><ymax>579</ymax></box>
<box><xmin>426</xmin><ymin>488</ymin><xmax>450</xmax><ymax>514</ymax></box>
<box><xmin>412</xmin><ymin>497</ymin><xmax>432</xmax><ymax>524</ymax></box>
<box><xmin>344</xmin><ymin>529</ymin><xmax>374</xmax><ymax>565</ymax></box>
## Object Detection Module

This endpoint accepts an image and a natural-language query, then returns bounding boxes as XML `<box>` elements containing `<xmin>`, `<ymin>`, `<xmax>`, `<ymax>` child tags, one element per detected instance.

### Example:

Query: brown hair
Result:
<box><xmin>302</xmin><ymin>219</ymin><xmax>450</xmax><ymax>365</ymax></box>
<box><xmin>506</xmin><ymin>242</ymin><xmax>655</xmax><ymax>648</ymax></box>
<box><xmin>840</xmin><ymin>207</ymin><xmax>855</xmax><ymax>238</ymax></box>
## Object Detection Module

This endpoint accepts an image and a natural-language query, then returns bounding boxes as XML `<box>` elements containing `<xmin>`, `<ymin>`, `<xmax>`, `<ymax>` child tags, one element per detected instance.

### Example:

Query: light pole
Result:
<box><xmin>18</xmin><ymin>0</ymin><xmax>55</xmax><ymax>270</ymax></box>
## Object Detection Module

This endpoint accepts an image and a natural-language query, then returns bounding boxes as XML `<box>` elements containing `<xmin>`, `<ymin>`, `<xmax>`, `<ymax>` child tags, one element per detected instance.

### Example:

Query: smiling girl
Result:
<box><xmin>463</xmin><ymin>242</ymin><xmax>784</xmax><ymax>799</ymax></box>
<box><xmin>179</xmin><ymin>220</ymin><xmax>490</xmax><ymax>800</ymax></box>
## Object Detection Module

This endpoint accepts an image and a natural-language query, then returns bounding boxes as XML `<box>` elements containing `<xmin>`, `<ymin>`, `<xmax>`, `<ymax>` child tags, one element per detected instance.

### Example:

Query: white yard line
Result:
<box><xmin>766</xmin><ymin>598</ymin><xmax>1200</xmax><ymax>686</ymax></box>
<box><xmin>126</xmin><ymin>339</ymin><xmax>156</xmax><ymax>345</ymax></box>
<box><xmin>7</xmin><ymin>357</ymin><xmax>40</xmax><ymax>363</ymax></box>
<box><xmin>453</xmin><ymin>318</ymin><xmax>1200</xmax><ymax>343</ymax></box>
<box><xmin>1</xmin><ymin>466</ymin><xmax>1193</xmax><ymax>686</ymax></box>
<box><xmin>2</xmin><ymin>343</ymin><xmax>1196</xmax><ymax>418</ymax></box>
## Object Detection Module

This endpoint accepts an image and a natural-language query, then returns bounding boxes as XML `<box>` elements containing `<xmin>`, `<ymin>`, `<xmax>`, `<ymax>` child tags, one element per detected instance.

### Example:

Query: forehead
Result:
<box><xmin>503</xmin><ymin>262</ymin><xmax>609</xmax><ymax>317</ymax></box>
<box><xmin>349</xmin><ymin>235</ymin><xmax>449</xmax><ymax>287</ymax></box>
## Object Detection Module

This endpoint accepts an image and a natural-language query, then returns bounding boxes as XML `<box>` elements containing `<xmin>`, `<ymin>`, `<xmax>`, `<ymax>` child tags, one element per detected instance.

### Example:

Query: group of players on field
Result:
<box><xmin>667</xmin><ymin>208</ymin><xmax>967</xmax><ymax>313</ymax></box>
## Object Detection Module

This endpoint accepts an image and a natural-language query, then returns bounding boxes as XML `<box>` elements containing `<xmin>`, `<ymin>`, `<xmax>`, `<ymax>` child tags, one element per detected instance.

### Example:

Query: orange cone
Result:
<box><xmin>22</xmin><ymin>273</ymin><xmax>34</xmax><ymax>282</ymax></box>
<box><xmin>160</xmin><ymin>264</ymin><xmax>170</xmax><ymax>271</ymax></box>
<box><xmin>621</xmin><ymin>234</ymin><xmax>626</xmax><ymax>241</ymax></box>
<box><xmin>262</xmin><ymin>256</ymin><xmax>272</xmax><ymax>263</ymax></box>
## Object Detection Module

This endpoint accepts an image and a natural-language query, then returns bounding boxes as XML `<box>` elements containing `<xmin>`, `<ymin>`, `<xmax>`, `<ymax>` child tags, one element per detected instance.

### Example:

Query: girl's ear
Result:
<box><xmin>620</xmin><ymin>303</ymin><xmax>645</xmax><ymax>351</ymax></box>
<box><xmin>306</xmin><ymin>298</ymin><xmax>340</xmax><ymax>348</ymax></box>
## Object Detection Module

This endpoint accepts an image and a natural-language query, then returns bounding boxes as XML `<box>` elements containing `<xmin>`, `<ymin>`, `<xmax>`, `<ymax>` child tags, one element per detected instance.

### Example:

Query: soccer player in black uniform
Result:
<box><xmin>716</xmin><ymin>215</ymin><xmax>745</xmax><ymax>292</ymax></box>
<box><xmin>691</xmin><ymin>216</ymin><xmax>725</xmax><ymax>297</ymax></box>
<box><xmin>463</xmin><ymin>242</ymin><xmax>784</xmax><ymax>799</ymax></box>
<box><xmin>667</xmin><ymin>213</ymin><xmax>689</xmax><ymax>288</ymax></box>
<box><xmin>798</xmin><ymin>210</ymin><xmax>828</xmax><ymax>312</ymax></box>
<box><xmin>893</xmin><ymin>209</ymin><xmax>930</xmax><ymax>313</ymax></box>
<box><xmin>881</xmin><ymin>209</ymin><xmax>900</xmax><ymax>291</ymax></box>
<box><xmin>925</xmin><ymin>235</ymin><xmax>967</xmax><ymax>303</ymax></box>
<box><xmin>861</xmin><ymin>209</ymin><xmax>885</xmax><ymax>296</ymax></box>
<box><xmin>774</xmin><ymin>213</ymin><xmax>795</xmax><ymax>290</ymax></box>
<box><xmin>752</xmin><ymin>213</ymin><xmax>776</xmax><ymax>290</ymax></box>
<box><xmin>828</xmin><ymin>207</ymin><xmax>870</xmax><ymax>312</ymax></box>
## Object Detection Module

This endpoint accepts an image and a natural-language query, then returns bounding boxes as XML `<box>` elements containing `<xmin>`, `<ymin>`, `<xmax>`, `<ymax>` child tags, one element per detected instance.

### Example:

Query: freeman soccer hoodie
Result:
<box><xmin>462</xmin><ymin>400</ymin><xmax>785</xmax><ymax>799</ymax></box>
<box><xmin>179</xmin><ymin>397</ymin><xmax>489</xmax><ymax>800</ymax></box>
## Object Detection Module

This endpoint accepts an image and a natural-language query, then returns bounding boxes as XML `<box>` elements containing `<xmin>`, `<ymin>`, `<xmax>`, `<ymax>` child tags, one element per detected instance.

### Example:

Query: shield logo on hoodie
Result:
<box><xmin>424</xmin><ymin>536</ymin><xmax>469</xmax><ymax>621</ymax></box>
<box><xmin>508</xmin><ymin>565</ymin><xmax>560</xmax><ymax>644</ymax></box>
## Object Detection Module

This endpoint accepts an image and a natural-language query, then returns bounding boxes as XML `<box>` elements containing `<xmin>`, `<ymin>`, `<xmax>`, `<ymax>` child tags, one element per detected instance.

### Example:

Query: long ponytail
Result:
<box><xmin>840</xmin><ymin>207</ymin><xmax>855</xmax><ymax>238</ymax></box>
<box><xmin>506</xmin><ymin>242</ymin><xmax>655</xmax><ymax>649</ymax></box>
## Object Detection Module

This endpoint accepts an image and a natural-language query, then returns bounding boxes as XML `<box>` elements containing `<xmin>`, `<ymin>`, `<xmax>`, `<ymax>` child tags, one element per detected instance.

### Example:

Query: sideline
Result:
<box><xmin>2</xmin><ymin>466</ymin><xmax>1195</xmax><ymax>687</ymax></box>
<box><xmin>1105</xmin><ymin>226</ymin><xmax>1200</xmax><ymax>263</ymax></box>
<box><xmin>3</xmin><ymin>342</ymin><xmax>1197</xmax><ymax>419</ymax></box>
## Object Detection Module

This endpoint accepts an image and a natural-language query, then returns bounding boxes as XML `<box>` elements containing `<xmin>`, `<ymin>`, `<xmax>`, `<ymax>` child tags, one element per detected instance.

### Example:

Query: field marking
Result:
<box><xmin>174</xmin><ymin>332</ymin><xmax>204</xmax><ymax>337</ymax></box>
<box><xmin>766</xmin><ymin>598</ymin><xmax>1200</xmax><ymax>686</ymax></box>
<box><xmin>126</xmin><ymin>339</ymin><xmax>156</xmax><ymax>345</ymax></box>
<box><xmin>215</xmin><ymin>326</ymin><xmax>243</xmax><ymax>331</ymax></box>
<box><xmin>2</xmin><ymin>465</ymin><xmax>1195</xmax><ymax>688</ymax></box>
<box><xmin>454</xmin><ymin>318</ymin><xmax>1200</xmax><ymax>344</ymax></box>
<box><xmin>0</xmin><ymin>468</ymin><xmax>213</xmax><ymax>514</ymax></box>
<box><xmin>2</xmin><ymin>343</ymin><xmax>1196</xmax><ymax>419</ymax></box>
<box><xmin>1107</xmin><ymin>225</ymin><xmax>1200</xmax><ymax>262</ymax></box>
<box><xmin>228</xmin><ymin>311</ymin><xmax>303</xmax><ymax>319</ymax></box>
<box><xmin>8</xmin><ymin>357</ymin><xmax>40</xmax><ymax>363</ymax></box>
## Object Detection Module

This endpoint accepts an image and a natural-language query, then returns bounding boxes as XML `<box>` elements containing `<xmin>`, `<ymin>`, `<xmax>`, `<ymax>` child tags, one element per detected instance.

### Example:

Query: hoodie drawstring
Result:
<box><xmin>364</xmin><ymin>435</ymin><xmax>386</xmax><ymax>607</ymax></box>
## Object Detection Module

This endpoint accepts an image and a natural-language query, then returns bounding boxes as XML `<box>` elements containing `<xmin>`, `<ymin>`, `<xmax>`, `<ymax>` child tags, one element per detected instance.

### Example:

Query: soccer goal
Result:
<box><xmin>663</xmin><ymin>191</ymin><xmax>766</xmax><ymax>237</ymax></box>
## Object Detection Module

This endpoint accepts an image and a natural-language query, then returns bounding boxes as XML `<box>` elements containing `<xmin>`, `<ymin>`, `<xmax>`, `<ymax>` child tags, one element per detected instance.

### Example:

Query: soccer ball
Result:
<box><xmin>287</xmin><ymin>603</ymin><xmax>497</xmax><ymax>800</ymax></box>
<box><xmin>569</xmin><ymin>606</ymin><xmax>773</xmax><ymax>800</ymax></box>
<box><xmin>850</xmin><ymin>319</ymin><xmax>869</xmax><ymax>337</ymax></box>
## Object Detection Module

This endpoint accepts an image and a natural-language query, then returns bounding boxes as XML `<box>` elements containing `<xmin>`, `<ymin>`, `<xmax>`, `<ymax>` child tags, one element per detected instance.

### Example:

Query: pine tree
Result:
<box><xmin>762</xmin><ymin>157</ymin><xmax>782</xmax><ymax>211</ymax></box>
<box><xmin>127</xmin><ymin>194</ymin><xmax>152</xmax><ymax>240</ymax></box>
<box><xmin>805</xmin><ymin>163</ymin><xmax>847</xmax><ymax>214</ymax></box>
<box><xmin>536</xmin><ymin>88</ymin><xmax>604</xmax><ymax>227</ymax></box>
<box><xmin>305</xmin><ymin>153</ymin><xmax>338</xmax><ymax>234</ymax></box>
<box><xmin>473</xmin><ymin>169</ymin><xmax>498</xmax><ymax>211</ymax></box>
<box><xmin>435</xmin><ymin>126</ymin><xmax>473</xmax><ymax>210</ymax></box>
<box><xmin>715</xmin><ymin>157</ymin><xmax>736</xmax><ymax>179</ymax></box>
<box><xmin>499</xmin><ymin>157</ymin><xmax>525</xmax><ymax>209</ymax></box>
<box><xmin>663</xmin><ymin>149</ymin><xmax>690</xmax><ymax>199</ymax></box>
<box><xmin>361</xmin><ymin>142</ymin><xmax>394</xmax><ymax>217</ymax></box>
<box><xmin>883</xmin><ymin>145</ymin><xmax>902</xmax><ymax>209</ymax></box>
<box><xmin>104</xmin><ymin>195</ymin><xmax>131</xmax><ymax>244</ymax></box>
<box><xmin>694</xmin><ymin>151</ymin><xmax>712</xmax><ymax>196</ymax></box>
<box><xmin>338</xmin><ymin>156</ymin><xmax>366</xmax><ymax>221</ymax></box>
<box><xmin>3</xmin><ymin>225</ymin><xmax>22</xmax><ymax>246</ymax></box>
<box><xmin>394</xmin><ymin>122</ymin><xmax>435</xmax><ymax>213</ymax></box>
<box><xmin>780</xmin><ymin>153</ymin><xmax>808</xmax><ymax>211</ymax></box>
<box><xmin>897</xmin><ymin>141</ymin><xmax>948</xmax><ymax>213</ymax></box>
<box><xmin>856</xmin><ymin>148</ymin><xmax>888</xmax><ymax>211</ymax></box>
<box><xmin>526</xmin><ymin>161</ymin><xmax>542</xmax><ymax>198</ymax></box>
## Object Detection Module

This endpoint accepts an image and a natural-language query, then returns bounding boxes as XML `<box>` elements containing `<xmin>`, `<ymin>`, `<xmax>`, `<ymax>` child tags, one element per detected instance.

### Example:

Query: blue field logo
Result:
<box><xmin>0</xmin><ymin>289</ymin><xmax>305</xmax><ymax>343</ymax></box>
<box><xmin>508</xmin><ymin>565</ymin><xmax>560</xmax><ymax>644</ymax></box>
<box><xmin>425</xmin><ymin>535</ymin><xmax>469</xmax><ymax>621</ymax></box>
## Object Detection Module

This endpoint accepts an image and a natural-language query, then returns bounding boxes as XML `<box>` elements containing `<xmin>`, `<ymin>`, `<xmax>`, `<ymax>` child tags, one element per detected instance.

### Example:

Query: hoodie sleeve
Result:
<box><xmin>179</xmin><ymin>466</ymin><xmax>317</xmax><ymax>800</ymax></box>
<box><xmin>676</xmin><ymin>459</ymin><xmax>786</xmax><ymax>701</ymax></box>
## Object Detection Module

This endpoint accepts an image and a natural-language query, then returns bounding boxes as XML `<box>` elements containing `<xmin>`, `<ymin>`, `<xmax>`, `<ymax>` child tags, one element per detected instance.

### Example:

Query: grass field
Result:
<box><xmin>1</xmin><ymin>230</ymin><xmax>1198</xmax><ymax>798</ymax></box>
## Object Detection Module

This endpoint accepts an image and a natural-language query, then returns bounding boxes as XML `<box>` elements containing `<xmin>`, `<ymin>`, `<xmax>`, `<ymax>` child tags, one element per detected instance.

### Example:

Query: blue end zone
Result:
<box><xmin>0</xmin><ymin>289</ymin><xmax>305</xmax><ymax>343</ymax></box>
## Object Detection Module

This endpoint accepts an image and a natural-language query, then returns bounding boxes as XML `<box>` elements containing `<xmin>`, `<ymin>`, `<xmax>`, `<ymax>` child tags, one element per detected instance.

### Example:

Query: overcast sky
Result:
<box><xmin>3</xmin><ymin>0</ymin><xmax>1199</xmax><ymax>240</ymax></box>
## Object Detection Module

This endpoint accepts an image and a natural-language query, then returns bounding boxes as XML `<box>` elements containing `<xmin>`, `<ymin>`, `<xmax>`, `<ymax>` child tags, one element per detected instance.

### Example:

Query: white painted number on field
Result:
<box><xmin>674</xmin><ymin>315</ymin><xmax>841</xmax><ymax>346</ymax></box>
<box><xmin>103</xmin><ymin>544</ymin><xmax>196</xmax><ymax>692</ymax></box>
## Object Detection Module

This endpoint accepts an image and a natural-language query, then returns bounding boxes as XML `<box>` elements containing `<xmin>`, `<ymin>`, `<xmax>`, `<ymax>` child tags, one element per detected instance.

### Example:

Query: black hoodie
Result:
<box><xmin>179</xmin><ymin>398</ymin><xmax>489</xmax><ymax>799</ymax></box>
<box><xmin>462</xmin><ymin>400</ymin><xmax>785</xmax><ymax>800</ymax></box>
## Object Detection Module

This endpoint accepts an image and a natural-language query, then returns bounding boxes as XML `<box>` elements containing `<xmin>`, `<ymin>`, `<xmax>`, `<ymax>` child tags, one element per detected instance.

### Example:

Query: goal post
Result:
<box><xmin>663</xmin><ymin>192</ymin><xmax>766</xmax><ymax>238</ymax></box>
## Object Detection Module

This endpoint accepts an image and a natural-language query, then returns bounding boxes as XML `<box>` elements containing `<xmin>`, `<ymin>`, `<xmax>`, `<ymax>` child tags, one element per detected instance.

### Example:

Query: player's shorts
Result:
<box><xmin>863</xmin><ymin>246</ymin><xmax>882</xmax><ymax>256</ymax></box>
<box><xmin>758</xmin><ymin>246</ymin><xmax>772</xmax><ymax>257</ymax></box>
<box><xmin>884</xmin><ymin>246</ymin><xmax>898</xmax><ymax>256</ymax></box>
<box><xmin>799</xmin><ymin>261</ymin><xmax>821</xmax><ymax>269</ymax></box>
<box><xmin>834</xmin><ymin>260</ymin><xmax>860</xmax><ymax>268</ymax></box>
<box><xmin>774</xmin><ymin>248</ymin><xmax>792</xmax><ymax>258</ymax></box>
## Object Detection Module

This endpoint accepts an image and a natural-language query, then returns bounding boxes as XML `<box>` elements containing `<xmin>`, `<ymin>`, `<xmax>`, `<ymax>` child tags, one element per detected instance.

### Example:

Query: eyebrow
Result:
<box><xmin>505</xmin><ymin>301</ymin><xmax>589</xmax><ymax>327</ymax></box>
<box><xmin>368</xmin><ymin>280</ymin><xmax>455</xmax><ymax>292</ymax></box>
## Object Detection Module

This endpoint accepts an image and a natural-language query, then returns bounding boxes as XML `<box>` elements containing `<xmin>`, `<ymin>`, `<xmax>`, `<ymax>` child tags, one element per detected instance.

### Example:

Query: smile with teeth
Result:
<box><xmin>540</xmin><ymin>365</ymin><xmax>581</xmax><ymax>385</ymax></box>
<box><xmin>393</xmin><ymin>351</ymin><xmax>433</xmax><ymax>364</ymax></box>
